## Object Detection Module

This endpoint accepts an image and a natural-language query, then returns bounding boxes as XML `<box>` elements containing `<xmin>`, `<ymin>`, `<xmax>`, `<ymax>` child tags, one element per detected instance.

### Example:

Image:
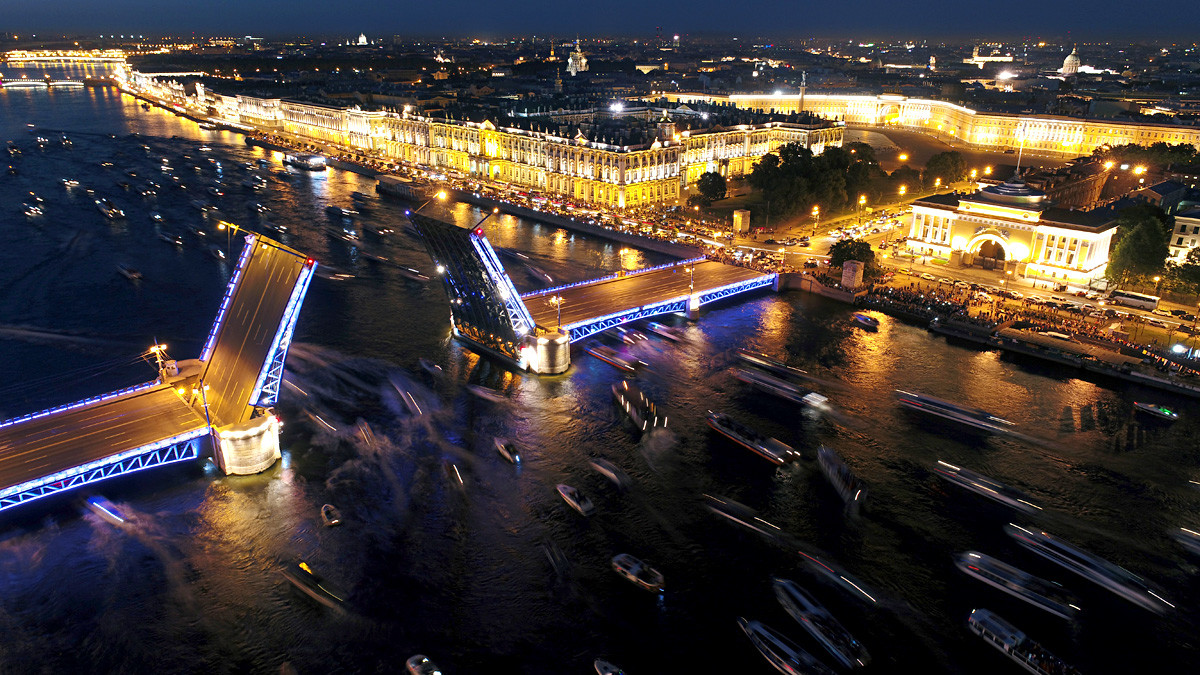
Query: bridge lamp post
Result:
<box><xmin>475</xmin><ymin>207</ymin><xmax>500</xmax><ymax>229</ymax></box>
<box><xmin>548</xmin><ymin>295</ymin><xmax>564</xmax><ymax>331</ymax></box>
<box><xmin>216</xmin><ymin>220</ymin><xmax>245</xmax><ymax>256</ymax></box>
<box><xmin>410</xmin><ymin>190</ymin><xmax>448</xmax><ymax>216</ymax></box>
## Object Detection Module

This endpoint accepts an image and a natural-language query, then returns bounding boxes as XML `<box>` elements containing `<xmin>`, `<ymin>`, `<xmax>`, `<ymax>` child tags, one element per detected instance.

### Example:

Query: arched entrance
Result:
<box><xmin>878</xmin><ymin>104</ymin><xmax>901</xmax><ymax>125</ymax></box>
<box><xmin>967</xmin><ymin>233</ymin><xmax>1009</xmax><ymax>271</ymax></box>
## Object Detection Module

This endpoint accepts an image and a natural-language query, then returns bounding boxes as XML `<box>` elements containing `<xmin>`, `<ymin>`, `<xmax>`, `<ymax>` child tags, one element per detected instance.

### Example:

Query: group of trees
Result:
<box><xmin>747</xmin><ymin>141</ymin><xmax>885</xmax><ymax>218</ymax></box>
<box><xmin>1093</xmin><ymin>142</ymin><xmax>1197</xmax><ymax>170</ymax></box>
<box><xmin>1104</xmin><ymin>203</ymin><xmax>1200</xmax><ymax>299</ymax></box>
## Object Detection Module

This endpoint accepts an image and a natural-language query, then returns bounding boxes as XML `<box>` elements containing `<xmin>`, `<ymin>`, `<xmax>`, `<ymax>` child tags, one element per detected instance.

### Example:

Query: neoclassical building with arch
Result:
<box><xmin>907</xmin><ymin>178</ymin><xmax>1118</xmax><ymax>284</ymax></box>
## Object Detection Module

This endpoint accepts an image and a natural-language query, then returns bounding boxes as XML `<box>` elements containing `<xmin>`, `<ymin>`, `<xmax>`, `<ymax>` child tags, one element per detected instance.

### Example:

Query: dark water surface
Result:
<box><xmin>1</xmin><ymin>68</ymin><xmax>1199</xmax><ymax>674</ymax></box>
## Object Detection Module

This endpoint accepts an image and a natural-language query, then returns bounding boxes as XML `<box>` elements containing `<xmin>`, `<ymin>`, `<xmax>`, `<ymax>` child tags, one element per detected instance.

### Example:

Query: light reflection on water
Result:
<box><xmin>0</xmin><ymin>76</ymin><xmax>1198</xmax><ymax>674</ymax></box>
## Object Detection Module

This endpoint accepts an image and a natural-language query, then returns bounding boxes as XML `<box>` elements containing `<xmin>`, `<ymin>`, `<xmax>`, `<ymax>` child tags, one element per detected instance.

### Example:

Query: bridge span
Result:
<box><xmin>0</xmin><ymin>234</ymin><xmax>316</xmax><ymax>513</ymax></box>
<box><xmin>411</xmin><ymin>213</ymin><xmax>776</xmax><ymax>373</ymax></box>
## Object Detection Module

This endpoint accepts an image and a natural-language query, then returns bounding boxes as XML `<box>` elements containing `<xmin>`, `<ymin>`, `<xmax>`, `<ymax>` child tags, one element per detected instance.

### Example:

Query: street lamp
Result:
<box><xmin>899</xmin><ymin>185</ymin><xmax>907</xmax><ymax>200</ymax></box>
<box><xmin>1154</xmin><ymin>275</ymin><xmax>1162</xmax><ymax>295</ymax></box>
<box><xmin>934</xmin><ymin>177</ymin><xmax>942</xmax><ymax>189</ymax></box>
<box><xmin>857</xmin><ymin>194</ymin><xmax>866</xmax><ymax>227</ymax></box>
<box><xmin>811</xmin><ymin>205</ymin><xmax>820</xmax><ymax>237</ymax></box>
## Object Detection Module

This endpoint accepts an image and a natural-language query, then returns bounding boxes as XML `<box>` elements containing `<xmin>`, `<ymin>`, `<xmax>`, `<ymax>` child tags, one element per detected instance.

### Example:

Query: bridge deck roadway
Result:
<box><xmin>524</xmin><ymin>260</ymin><xmax>771</xmax><ymax>330</ymax></box>
<box><xmin>200</xmin><ymin>238</ymin><xmax>309</xmax><ymax>427</ymax></box>
<box><xmin>0</xmin><ymin>387</ymin><xmax>206</xmax><ymax>493</ymax></box>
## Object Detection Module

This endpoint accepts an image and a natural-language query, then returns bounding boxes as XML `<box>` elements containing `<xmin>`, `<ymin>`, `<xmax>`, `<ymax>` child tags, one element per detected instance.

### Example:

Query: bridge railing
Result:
<box><xmin>0</xmin><ymin>381</ymin><xmax>159</xmax><ymax>431</ymax></box>
<box><xmin>521</xmin><ymin>256</ymin><xmax>708</xmax><ymax>301</ymax></box>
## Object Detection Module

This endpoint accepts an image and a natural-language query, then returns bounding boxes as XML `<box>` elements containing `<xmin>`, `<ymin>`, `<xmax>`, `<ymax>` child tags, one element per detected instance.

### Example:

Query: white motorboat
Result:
<box><xmin>737</xmin><ymin>617</ymin><xmax>836</xmax><ymax>675</ymax></box>
<box><xmin>85</xmin><ymin>495</ymin><xmax>130</xmax><ymax>527</ymax></box>
<box><xmin>557</xmin><ymin>484</ymin><xmax>595</xmax><ymax>516</ymax></box>
<box><xmin>466</xmin><ymin>384</ymin><xmax>506</xmax><ymax>403</ymax></box>
<box><xmin>706</xmin><ymin>411</ymin><xmax>797</xmax><ymax>465</ymax></box>
<box><xmin>280</xmin><ymin>561</ymin><xmax>348</xmax><ymax>612</ymax></box>
<box><xmin>589</xmin><ymin>458</ymin><xmax>630</xmax><ymax>490</ymax></box>
<box><xmin>321</xmin><ymin>504</ymin><xmax>342</xmax><ymax>527</ymax></box>
<box><xmin>773</xmin><ymin>578</ymin><xmax>871</xmax><ymax>668</ymax></box>
<box><xmin>612</xmin><ymin>380</ymin><xmax>666</xmax><ymax>433</ymax></box>
<box><xmin>852</xmin><ymin>312</ymin><xmax>880</xmax><ymax>330</ymax></box>
<box><xmin>95</xmin><ymin>198</ymin><xmax>125</xmax><ymax>219</ymax></box>
<box><xmin>896</xmin><ymin>389</ymin><xmax>1015</xmax><ymax>435</ymax></box>
<box><xmin>117</xmin><ymin>263</ymin><xmax>143</xmax><ymax>280</ymax></box>
<box><xmin>1133</xmin><ymin>401</ymin><xmax>1178</xmax><ymax>421</ymax></box>
<box><xmin>405</xmin><ymin>655</ymin><xmax>442</xmax><ymax>675</ymax></box>
<box><xmin>934</xmin><ymin>460</ymin><xmax>1041</xmax><ymax>514</ymax></box>
<box><xmin>594</xmin><ymin>658</ymin><xmax>625</xmax><ymax>675</ymax></box>
<box><xmin>817</xmin><ymin>445</ymin><xmax>867</xmax><ymax>511</ymax></box>
<box><xmin>494</xmin><ymin>437</ymin><xmax>520</xmax><ymax>464</ymax></box>
<box><xmin>955</xmin><ymin>551</ymin><xmax>1080</xmax><ymax>620</ymax></box>
<box><xmin>611</xmin><ymin>553</ymin><xmax>663</xmax><ymax>592</ymax></box>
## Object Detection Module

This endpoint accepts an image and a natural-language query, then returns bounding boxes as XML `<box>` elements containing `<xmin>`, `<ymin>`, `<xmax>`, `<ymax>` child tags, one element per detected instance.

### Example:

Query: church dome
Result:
<box><xmin>1062</xmin><ymin>48</ymin><xmax>1080</xmax><ymax>76</ymax></box>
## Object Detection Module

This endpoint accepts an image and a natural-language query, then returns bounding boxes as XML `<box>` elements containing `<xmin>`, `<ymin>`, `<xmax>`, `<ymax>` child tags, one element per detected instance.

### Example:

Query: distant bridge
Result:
<box><xmin>0</xmin><ymin>234</ymin><xmax>316</xmax><ymax>512</ymax></box>
<box><xmin>411</xmin><ymin>213</ymin><xmax>776</xmax><ymax>373</ymax></box>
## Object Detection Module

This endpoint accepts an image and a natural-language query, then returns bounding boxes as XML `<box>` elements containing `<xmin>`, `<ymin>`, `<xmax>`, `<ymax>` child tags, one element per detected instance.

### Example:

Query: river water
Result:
<box><xmin>1</xmin><ymin>65</ymin><xmax>1198</xmax><ymax>674</ymax></box>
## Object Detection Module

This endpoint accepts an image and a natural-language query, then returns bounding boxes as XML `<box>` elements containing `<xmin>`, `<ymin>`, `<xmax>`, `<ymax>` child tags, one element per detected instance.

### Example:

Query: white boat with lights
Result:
<box><xmin>494</xmin><ymin>437</ymin><xmax>520</xmax><ymax>464</ymax></box>
<box><xmin>589</xmin><ymin>458</ymin><xmax>630</xmax><ymax>490</ymax></box>
<box><xmin>405</xmin><ymin>655</ymin><xmax>442</xmax><ymax>675</ymax></box>
<box><xmin>418</xmin><ymin>358</ymin><xmax>443</xmax><ymax>377</ymax></box>
<box><xmin>737</xmin><ymin>617</ymin><xmax>836</xmax><ymax>675</ymax></box>
<box><xmin>284</xmin><ymin>153</ymin><xmax>326</xmax><ymax>170</ymax></box>
<box><xmin>157</xmin><ymin>231</ymin><xmax>183</xmax><ymax>246</ymax></box>
<box><xmin>895</xmin><ymin>389</ymin><xmax>1015</xmax><ymax>434</ymax></box>
<box><xmin>280</xmin><ymin>560</ymin><xmax>348</xmax><ymax>612</ymax></box>
<box><xmin>967</xmin><ymin>608</ymin><xmax>1081</xmax><ymax>675</ymax></box>
<box><xmin>852</xmin><ymin>312</ymin><xmax>879</xmax><ymax>330</ymax></box>
<box><xmin>611</xmin><ymin>553</ymin><xmax>663</xmax><ymax>592</ymax></box>
<box><xmin>735</xmin><ymin>349</ymin><xmax>809</xmax><ymax>381</ymax></box>
<box><xmin>557</xmin><ymin>484</ymin><xmax>594</xmax><ymax>516</ymax></box>
<box><xmin>733</xmin><ymin>367</ymin><xmax>828</xmax><ymax>410</ymax></box>
<box><xmin>817</xmin><ymin>446</ymin><xmax>866</xmax><ymax>510</ymax></box>
<box><xmin>593</xmin><ymin>658</ymin><xmax>625</xmax><ymax>675</ymax></box>
<box><xmin>934</xmin><ymin>461</ymin><xmax>1041</xmax><ymax>514</ymax></box>
<box><xmin>23</xmin><ymin>204</ymin><xmax>43</xmax><ymax>217</ymax></box>
<box><xmin>702</xmin><ymin>493</ymin><xmax>785</xmax><ymax>541</ymax></box>
<box><xmin>612</xmin><ymin>380</ymin><xmax>665</xmax><ymax>432</ymax></box>
<box><xmin>150</xmin><ymin>211</ymin><xmax>164</xmax><ymax>222</ymax></box>
<box><xmin>60</xmin><ymin>177</ymin><xmax>78</xmax><ymax>187</ymax></box>
<box><xmin>585</xmin><ymin>342</ymin><xmax>640</xmax><ymax>374</ymax></box>
<box><xmin>1133</xmin><ymin>401</ymin><xmax>1178</xmax><ymax>421</ymax></box>
<box><xmin>706</xmin><ymin>411</ymin><xmax>797</xmax><ymax>465</ymax></box>
<box><xmin>773</xmin><ymin>578</ymin><xmax>871</xmax><ymax>669</ymax></box>
<box><xmin>465</xmin><ymin>383</ymin><xmax>506</xmax><ymax>403</ymax></box>
<box><xmin>1005</xmin><ymin>524</ymin><xmax>1173</xmax><ymax>614</ymax></box>
<box><xmin>644</xmin><ymin>321</ymin><xmax>683</xmax><ymax>342</ymax></box>
<box><xmin>95</xmin><ymin>197</ymin><xmax>124</xmax><ymax>219</ymax></box>
<box><xmin>85</xmin><ymin>496</ymin><xmax>130</xmax><ymax>526</ymax></box>
<box><xmin>321</xmin><ymin>504</ymin><xmax>342</xmax><ymax>526</ymax></box>
<box><xmin>955</xmin><ymin>551</ymin><xmax>1080</xmax><ymax>620</ymax></box>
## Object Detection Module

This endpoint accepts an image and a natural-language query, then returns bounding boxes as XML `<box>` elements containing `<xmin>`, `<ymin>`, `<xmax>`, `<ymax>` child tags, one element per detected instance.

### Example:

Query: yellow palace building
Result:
<box><xmin>908</xmin><ymin>176</ymin><xmax>1118</xmax><ymax>284</ymax></box>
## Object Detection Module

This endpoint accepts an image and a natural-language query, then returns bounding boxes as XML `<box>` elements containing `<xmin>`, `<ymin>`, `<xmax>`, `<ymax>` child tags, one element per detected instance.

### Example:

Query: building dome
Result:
<box><xmin>1062</xmin><ymin>48</ymin><xmax>1080</xmax><ymax>76</ymax></box>
<box><xmin>980</xmin><ymin>175</ymin><xmax>1047</xmax><ymax>206</ymax></box>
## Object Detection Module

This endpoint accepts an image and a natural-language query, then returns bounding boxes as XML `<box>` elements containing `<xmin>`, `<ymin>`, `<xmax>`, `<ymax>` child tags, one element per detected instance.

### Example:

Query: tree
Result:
<box><xmin>686</xmin><ymin>194</ymin><xmax>711</xmax><ymax>208</ymax></box>
<box><xmin>1106</xmin><ymin>205</ymin><xmax>1172</xmax><ymax>284</ymax></box>
<box><xmin>827</xmin><ymin>238</ymin><xmax>876</xmax><ymax>270</ymax></box>
<box><xmin>696</xmin><ymin>171</ymin><xmax>727</xmax><ymax>202</ymax></box>
<box><xmin>923</xmin><ymin>151</ymin><xmax>967</xmax><ymax>187</ymax></box>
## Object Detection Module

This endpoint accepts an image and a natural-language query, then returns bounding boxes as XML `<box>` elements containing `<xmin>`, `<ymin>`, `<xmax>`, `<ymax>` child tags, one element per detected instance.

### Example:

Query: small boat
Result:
<box><xmin>397</xmin><ymin>267</ymin><xmax>431</xmax><ymax>282</ymax></box>
<box><xmin>703</xmin><ymin>493</ymin><xmax>786</xmax><ymax>541</ymax></box>
<box><xmin>796</xmin><ymin>548</ymin><xmax>880</xmax><ymax>606</ymax></box>
<box><xmin>895</xmin><ymin>389</ymin><xmax>1015</xmax><ymax>435</ymax></box>
<box><xmin>350</xmin><ymin>190</ymin><xmax>371</xmax><ymax>201</ymax></box>
<box><xmin>594</xmin><ymin>659</ymin><xmax>625</xmax><ymax>675</ymax></box>
<box><xmin>955</xmin><ymin>551</ymin><xmax>1080</xmax><ymax>620</ymax></box>
<box><xmin>773</xmin><ymin>578</ymin><xmax>871</xmax><ymax>669</ymax></box>
<box><xmin>443</xmin><ymin>459</ymin><xmax>466</xmax><ymax>492</ymax></box>
<box><xmin>198</xmin><ymin>122</ymin><xmax>218</xmax><ymax>130</ymax></box>
<box><xmin>321</xmin><ymin>504</ymin><xmax>342</xmax><ymax>526</ymax></box>
<box><xmin>644</xmin><ymin>321</ymin><xmax>683</xmax><ymax>342</ymax></box>
<box><xmin>557</xmin><ymin>484</ymin><xmax>595</xmax><ymax>516</ymax></box>
<box><xmin>61</xmin><ymin>177</ymin><xmax>79</xmax><ymax>187</ymax></box>
<box><xmin>817</xmin><ymin>446</ymin><xmax>866</xmax><ymax>511</ymax></box>
<box><xmin>254</xmin><ymin>202</ymin><xmax>270</xmax><ymax>213</ymax></box>
<box><xmin>589</xmin><ymin>458</ymin><xmax>630</xmax><ymax>490</ymax></box>
<box><xmin>611</xmin><ymin>553</ymin><xmax>663</xmax><ymax>592</ymax></box>
<box><xmin>150</xmin><ymin>211</ymin><xmax>164</xmax><ymax>223</ymax></box>
<box><xmin>85</xmin><ymin>495</ymin><xmax>130</xmax><ymax>526</ymax></box>
<box><xmin>1133</xmin><ymin>401</ymin><xmax>1178</xmax><ymax>421</ymax></box>
<box><xmin>611</xmin><ymin>326</ymin><xmax>646</xmax><ymax>343</ymax></box>
<box><xmin>23</xmin><ymin>204</ymin><xmax>43</xmax><ymax>217</ymax></box>
<box><xmin>494</xmin><ymin>437</ymin><xmax>520</xmax><ymax>464</ymax></box>
<box><xmin>585</xmin><ymin>342</ymin><xmax>640</xmax><ymax>374</ymax></box>
<box><xmin>1173</xmin><ymin>527</ymin><xmax>1200</xmax><ymax>557</ymax></box>
<box><xmin>418</xmin><ymin>358</ymin><xmax>443</xmax><ymax>377</ymax></box>
<box><xmin>158</xmin><ymin>232</ymin><xmax>183</xmax><ymax>246</ymax></box>
<box><xmin>706</xmin><ymin>411</ymin><xmax>798</xmax><ymax>465</ymax></box>
<box><xmin>735</xmin><ymin>349</ymin><xmax>810</xmax><ymax>381</ymax></box>
<box><xmin>934</xmin><ymin>460</ymin><xmax>1041</xmax><ymax>514</ymax></box>
<box><xmin>967</xmin><ymin>608</ymin><xmax>1081</xmax><ymax>675</ymax></box>
<box><xmin>405</xmin><ymin>655</ymin><xmax>441</xmax><ymax>675</ymax></box>
<box><xmin>326</xmin><ymin>205</ymin><xmax>358</xmax><ymax>219</ymax></box>
<box><xmin>1005</xmin><ymin>523</ymin><xmax>1173</xmax><ymax>614</ymax></box>
<box><xmin>186</xmin><ymin>224</ymin><xmax>208</xmax><ymax>238</ymax></box>
<box><xmin>737</xmin><ymin>617</ymin><xmax>836</xmax><ymax>675</ymax></box>
<box><xmin>465</xmin><ymin>383</ymin><xmax>506</xmax><ymax>403</ymax></box>
<box><xmin>852</xmin><ymin>312</ymin><xmax>879</xmax><ymax>330</ymax></box>
<box><xmin>279</xmin><ymin>560</ymin><xmax>348</xmax><ymax>611</ymax></box>
<box><xmin>611</xmin><ymin>380</ymin><xmax>666</xmax><ymax>432</ymax></box>
<box><xmin>95</xmin><ymin>198</ymin><xmax>125</xmax><ymax>219</ymax></box>
<box><xmin>141</xmin><ymin>102</ymin><xmax>151</xmax><ymax>110</ymax></box>
<box><xmin>733</xmin><ymin>367</ymin><xmax>827</xmax><ymax>410</ymax></box>
<box><xmin>207</xmin><ymin>186</ymin><xmax>224</xmax><ymax>197</ymax></box>
<box><xmin>208</xmin><ymin>245</ymin><xmax>226</xmax><ymax>260</ymax></box>
<box><xmin>198</xmin><ymin>145</ymin><xmax>212</xmax><ymax>152</ymax></box>
<box><xmin>117</xmin><ymin>263</ymin><xmax>143</xmax><ymax>280</ymax></box>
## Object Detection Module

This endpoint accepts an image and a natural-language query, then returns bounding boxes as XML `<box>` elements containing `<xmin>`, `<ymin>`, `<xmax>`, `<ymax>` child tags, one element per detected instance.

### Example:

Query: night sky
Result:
<box><xmin>2</xmin><ymin>0</ymin><xmax>1196</xmax><ymax>40</ymax></box>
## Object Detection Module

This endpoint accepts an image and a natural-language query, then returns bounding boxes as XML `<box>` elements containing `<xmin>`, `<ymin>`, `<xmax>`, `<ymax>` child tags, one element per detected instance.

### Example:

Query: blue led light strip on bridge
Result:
<box><xmin>469</xmin><ymin>231</ymin><xmax>535</xmax><ymax>337</ymax></box>
<box><xmin>249</xmin><ymin>257</ymin><xmax>317</xmax><ymax>407</ymax></box>
<box><xmin>199</xmin><ymin>233</ymin><xmax>258</xmax><ymax>362</ymax></box>
<box><xmin>0</xmin><ymin>382</ymin><xmax>158</xmax><ymax>431</ymax></box>
<box><xmin>521</xmin><ymin>256</ymin><xmax>708</xmax><ymax>301</ymax></box>
<box><xmin>0</xmin><ymin>428</ymin><xmax>208</xmax><ymax>512</ymax></box>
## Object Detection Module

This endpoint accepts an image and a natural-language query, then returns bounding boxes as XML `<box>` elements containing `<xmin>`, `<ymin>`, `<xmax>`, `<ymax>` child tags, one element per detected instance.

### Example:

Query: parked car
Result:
<box><xmin>1152</xmin><ymin>308</ymin><xmax>1173</xmax><ymax>317</ymax></box>
<box><xmin>921</xmin><ymin>272</ymin><xmax>936</xmax><ymax>281</ymax></box>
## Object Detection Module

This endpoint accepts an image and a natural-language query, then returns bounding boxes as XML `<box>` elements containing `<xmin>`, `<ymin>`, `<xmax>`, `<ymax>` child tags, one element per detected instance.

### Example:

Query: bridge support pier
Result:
<box><xmin>213</xmin><ymin>415</ymin><xmax>281</xmax><ymax>475</ymax></box>
<box><xmin>525</xmin><ymin>331</ymin><xmax>570</xmax><ymax>374</ymax></box>
<box><xmin>687</xmin><ymin>293</ymin><xmax>701</xmax><ymax>320</ymax></box>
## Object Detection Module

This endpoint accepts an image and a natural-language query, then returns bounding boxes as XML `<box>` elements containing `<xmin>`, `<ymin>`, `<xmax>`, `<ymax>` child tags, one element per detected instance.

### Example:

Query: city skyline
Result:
<box><xmin>2</xmin><ymin>0</ymin><xmax>1199</xmax><ymax>41</ymax></box>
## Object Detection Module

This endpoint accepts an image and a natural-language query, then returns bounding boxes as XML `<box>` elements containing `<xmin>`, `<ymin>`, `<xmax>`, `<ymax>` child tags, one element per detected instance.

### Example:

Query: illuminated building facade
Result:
<box><xmin>1168</xmin><ymin>208</ymin><xmax>1200</xmax><ymax>264</ymax></box>
<box><xmin>660</xmin><ymin>92</ymin><xmax>1200</xmax><ymax>158</ymax></box>
<box><xmin>117</xmin><ymin>69</ymin><xmax>842</xmax><ymax>210</ymax></box>
<box><xmin>908</xmin><ymin>177</ymin><xmax>1118</xmax><ymax>284</ymax></box>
